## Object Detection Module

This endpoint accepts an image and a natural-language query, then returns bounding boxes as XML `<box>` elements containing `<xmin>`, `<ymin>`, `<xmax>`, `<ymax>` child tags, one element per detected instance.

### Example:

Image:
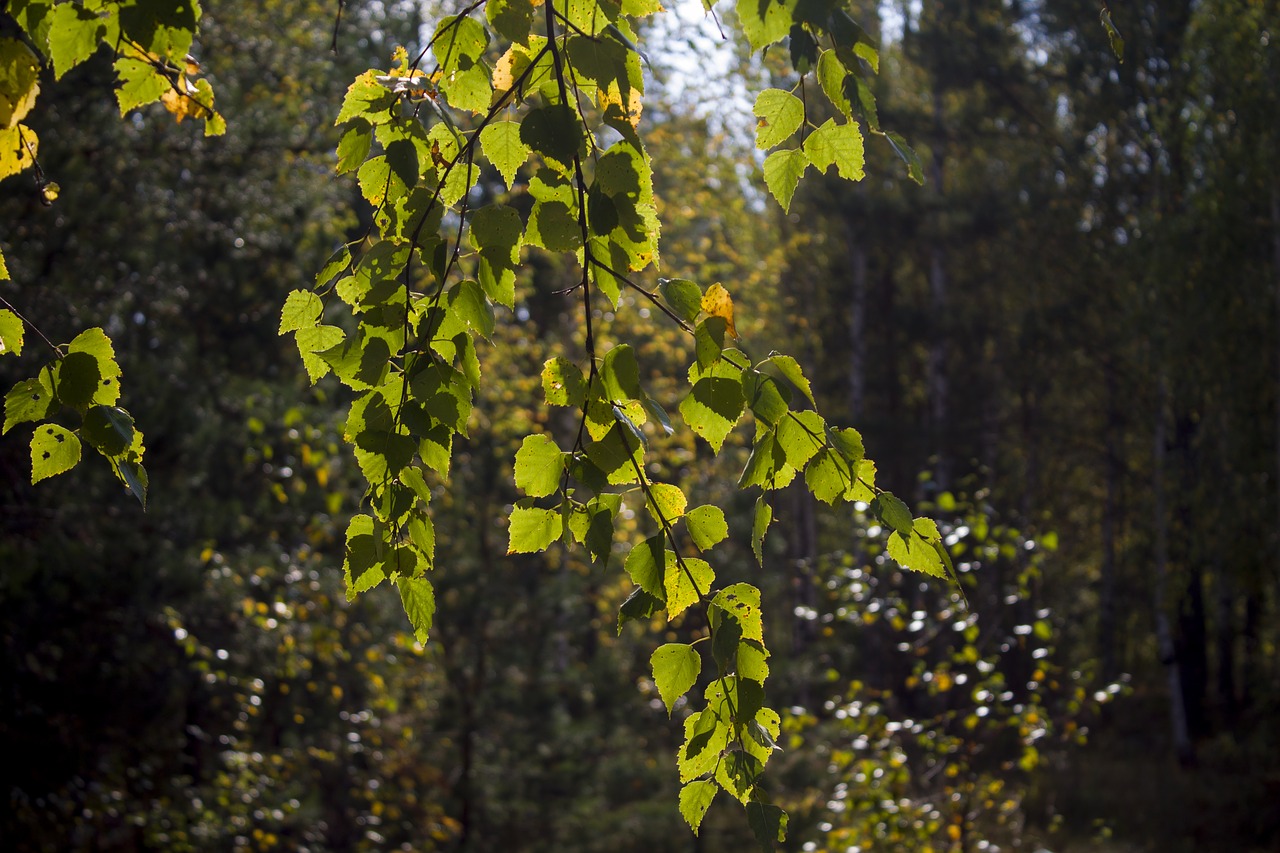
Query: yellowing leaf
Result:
<box><xmin>161</xmin><ymin>75</ymin><xmax>213</xmax><ymax>123</ymax></box>
<box><xmin>0</xmin><ymin>123</ymin><xmax>37</xmax><ymax>180</ymax></box>
<box><xmin>700</xmin><ymin>283</ymin><xmax>737</xmax><ymax>338</ymax></box>
<box><xmin>0</xmin><ymin>38</ymin><xmax>41</xmax><ymax>129</ymax></box>
<box><xmin>599</xmin><ymin>80</ymin><xmax>642</xmax><ymax>128</ymax></box>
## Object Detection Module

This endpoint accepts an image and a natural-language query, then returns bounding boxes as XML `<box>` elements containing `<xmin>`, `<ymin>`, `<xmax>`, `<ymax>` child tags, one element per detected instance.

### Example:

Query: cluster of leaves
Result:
<box><xmin>1</xmin><ymin>325</ymin><xmax>147</xmax><ymax>503</ymax></box>
<box><xmin>1</xmin><ymin>0</ymin><xmax>226</xmax><ymax>494</ymax></box>
<box><xmin>749</xmin><ymin>5</ymin><xmax>923</xmax><ymax>211</ymax></box>
<box><xmin>1</xmin><ymin>0</ymin><xmax>223</xmax><ymax>212</ymax></box>
<box><xmin>271</xmin><ymin>0</ymin><xmax>949</xmax><ymax>841</ymax></box>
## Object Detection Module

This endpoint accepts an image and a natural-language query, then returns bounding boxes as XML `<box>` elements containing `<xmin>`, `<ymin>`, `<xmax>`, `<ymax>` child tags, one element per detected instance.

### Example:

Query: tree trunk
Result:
<box><xmin>1100</xmin><ymin>361</ymin><xmax>1121</xmax><ymax>677</ymax></box>
<box><xmin>1153</xmin><ymin>377</ymin><xmax>1195</xmax><ymax>765</ymax></box>
<box><xmin>846</xmin><ymin>215</ymin><xmax>867</xmax><ymax>423</ymax></box>
<box><xmin>927</xmin><ymin>88</ymin><xmax>949</xmax><ymax>491</ymax></box>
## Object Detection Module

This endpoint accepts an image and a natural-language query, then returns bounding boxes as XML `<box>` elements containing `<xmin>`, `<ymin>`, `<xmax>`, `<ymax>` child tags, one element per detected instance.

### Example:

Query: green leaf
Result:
<box><xmin>53</xmin><ymin>352</ymin><xmax>100</xmax><ymax>410</ymax></box>
<box><xmin>0</xmin><ymin>308</ymin><xmax>23</xmax><ymax>356</ymax></box>
<box><xmin>625</xmin><ymin>535</ymin><xmax>668</xmax><ymax>599</ymax></box>
<box><xmin>447</xmin><ymin>279</ymin><xmax>495</xmax><ymax>340</ymax></box>
<box><xmin>751</xmin><ymin>496</ymin><xmax>772</xmax><ymax>566</ymax></box>
<box><xmin>4</xmin><ymin>374</ymin><xmax>54</xmax><ymax>433</ymax></box>
<box><xmin>82</xmin><ymin>405</ymin><xmax>134</xmax><ymax>456</ymax></box>
<box><xmin>776</xmin><ymin>411</ymin><xmax>824</xmax><ymax>470</ymax></box>
<box><xmin>48</xmin><ymin>2</ymin><xmax>104</xmax><ymax>80</ymax></box>
<box><xmin>1100</xmin><ymin>8</ymin><xmax>1125</xmax><ymax>62</ymax></box>
<box><xmin>336</xmin><ymin>119</ymin><xmax>372</xmax><ymax>173</ymax></box>
<box><xmin>279</xmin><ymin>290</ymin><xmax>323</xmax><ymax>334</ymax></box>
<box><xmin>541</xmin><ymin>357</ymin><xmax>586</xmax><ymax>407</ymax></box>
<box><xmin>679</xmin><ymin>780</ymin><xmax>718</xmax><ymax>835</ymax></box>
<box><xmin>659</xmin><ymin>278</ymin><xmax>702</xmax><ymax>323</ymax></box>
<box><xmin>30</xmin><ymin>423</ymin><xmax>80</xmax><ymax>483</ymax></box>
<box><xmin>765</xmin><ymin>353</ymin><xmax>815</xmax><ymax>405</ymax></box>
<box><xmin>716</xmin><ymin>749</ymin><xmax>762</xmax><ymax>803</ymax></box>
<box><xmin>665</xmin><ymin>556</ymin><xmax>713</xmax><ymax>620</ymax></box>
<box><xmin>396</xmin><ymin>576</ymin><xmax>436</xmax><ymax>643</ymax></box>
<box><xmin>817</xmin><ymin>50</ymin><xmax>852</xmax><ymax>117</ymax></box>
<box><xmin>827</xmin><ymin>426</ymin><xmax>864</xmax><ymax>466</ymax></box>
<box><xmin>753</xmin><ymin>88</ymin><xmax>804</xmax><ymax>150</ymax></box>
<box><xmin>736</xmin><ymin>0</ymin><xmax>796</xmax><ymax>51</ymax></box>
<box><xmin>872</xmin><ymin>491</ymin><xmax>914</xmax><ymax>536</ymax></box>
<box><xmin>432</xmin><ymin>14</ymin><xmax>488</xmax><ymax>67</ymax></box>
<box><xmin>514</xmin><ymin>433</ymin><xmax>564</xmax><ymax>498</ymax></box>
<box><xmin>737</xmin><ymin>639</ymin><xmax>771</xmax><ymax>682</ymax></box>
<box><xmin>741</xmin><ymin>370</ymin><xmax>789</xmax><ymax>426</ymax></box>
<box><xmin>804</xmin><ymin>447</ymin><xmax>854</xmax><ymax>505</ymax></box>
<box><xmin>680</xmin><ymin>709</ymin><xmax>729</xmax><ymax>782</ymax></box>
<box><xmin>113</xmin><ymin>57</ymin><xmax>168</xmax><ymax>114</ymax></box>
<box><xmin>884</xmin><ymin>131</ymin><xmax>924</xmax><ymax>185</ymax></box>
<box><xmin>887</xmin><ymin>530</ymin><xmax>946</xmax><ymax>578</ymax></box>
<box><xmin>646</xmin><ymin>482</ymin><xmax>687</xmax><ymax>524</ymax></box>
<box><xmin>487</xmin><ymin>0</ymin><xmax>534</xmax><ymax>44</ymax></box>
<box><xmin>711</xmin><ymin>611</ymin><xmax>743</xmax><ymax>671</ymax></box>
<box><xmin>617</xmin><ymin>586</ymin><xmax>663</xmax><ymax>631</ymax></box>
<box><xmin>762</xmin><ymin>149</ymin><xmax>809</xmax><ymax>213</ymax></box>
<box><xmin>508</xmin><ymin>504</ymin><xmax>563</xmax><ymax>553</ymax></box>
<box><xmin>316</xmin><ymin>245</ymin><xmax>352</xmax><ymax>288</ymax></box>
<box><xmin>803</xmin><ymin>118</ymin><xmax>865</xmax><ymax>181</ymax></box>
<box><xmin>343</xmin><ymin>514</ymin><xmax>386</xmax><ymax>600</ymax></box>
<box><xmin>713</xmin><ymin>583</ymin><xmax>763</xmax><ymax>643</ymax></box>
<box><xmin>521</xmin><ymin>104</ymin><xmax>583</xmax><ymax>165</ymax></box>
<box><xmin>913</xmin><ymin>516</ymin><xmax>941</xmax><ymax>544</ymax></box>
<box><xmin>295</xmin><ymin>324</ymin><xmax>345</xmax><ymax>382</ymax></box>
<box><xmin>601</xmin><ymin>343</ymin><xmax>643</xmax><ymax>403</ymax></box>
<box><xmin>695</xmin><ymin>317</ymin><xmax>726</xmax><ymax>371</ymax></box>
<box><xmin>479</xmin><ymin>120</ymin><xmax>530</xmax><ymax>189</ymax></box>
<box><xmin>470</xmin><ymin>204</ymin><xmax>523</xmax><ymax>308</ymax></box>
<box><xmin>739</xmin><ymin>433</ymin><xmax>792</xmax><ymax>491</ymax></box>
<box><xmin>651</xmin><ymin>643</ymin><xmax>701</xmax><ymax>714</ymax></box>
<box><xmin>568</xmin><ymin>493</ymin><xmax>620</xmax><ymax>565</ymax></box>
<box><xmin>679</xmin><ymin>376</ymin><xmax>744</xmax><ymax>453</ymax></box>
<box><xmin>747</xmin><ymin>802</ymin><xmax>788</xmax><ymax>850</ymax></box>
<box><xmin>686</xmin><ymin>505</ymin><xmax>728</xmax><ymax>551</ymax></box>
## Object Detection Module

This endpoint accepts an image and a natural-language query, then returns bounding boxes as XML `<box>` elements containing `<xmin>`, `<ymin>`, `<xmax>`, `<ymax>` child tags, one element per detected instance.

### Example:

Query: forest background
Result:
<box><xmin>1</xmin><ymin>0</ymin><xmax>1277</xmax><ymax>850</ymax></box>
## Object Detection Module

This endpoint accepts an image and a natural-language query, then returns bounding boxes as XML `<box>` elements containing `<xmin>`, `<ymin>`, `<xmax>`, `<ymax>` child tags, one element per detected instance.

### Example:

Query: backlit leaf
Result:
<box><xmin>685</xmin><ymin>505</ymin><xmax>728</xmax><ymax>551</ymax></box>
<box><xmin>762</xmin><ymin>148</ymin><xmax>809</xmax><ymax>213</ymax></box>
<box><xmin>679</xmin><ymin>780</ymin><xmax>717</xmax><ymax>835</ymax></box>
<box><xmin>753</xmin><ymin>88</ymin><xmax>804</xmax><ymax>150</ymax></box>
<box><xmin>514</xmin><ymin>433</ymin><xmax>564</xmax><ymax>498</ymax></box>
<box><xmin>508</xmin><ymin>504</ymin><xmax>563</xmax><ymax>553</ymax></box>
<box><xmin>651</xmin><ymin>643</ymin><xmax>701</xmax><ymax>714</ymax></box>
<box><xmin>700</xmin><ymin>284</ymin><xmax>737</xmax><ymax>338</ymax></box>
<box><xmin>0</xmin><ymin>308</ymin><xmax>23</xmax><ymax>356</ymax></box>
<box><xmin>30</xmin><ymin>423</ymin><xmax>80</xmax><ymax>483</ymax></box>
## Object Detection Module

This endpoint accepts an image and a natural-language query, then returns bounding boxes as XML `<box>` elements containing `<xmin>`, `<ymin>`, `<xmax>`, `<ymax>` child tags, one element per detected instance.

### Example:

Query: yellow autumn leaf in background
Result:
<box><xmin>701</xmin><ymin>282</ymin><xmax>737</xmax><ymax>338</ymax></box>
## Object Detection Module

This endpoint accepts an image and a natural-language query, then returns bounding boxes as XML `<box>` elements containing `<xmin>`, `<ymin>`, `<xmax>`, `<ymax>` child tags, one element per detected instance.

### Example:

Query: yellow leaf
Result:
<box><xmin>492</xmin><ymin>45</ymin><xmax>528</xmax><ymax>95</ymax></box>
<box><xmin>599</xmin><ymin>81</ymin><xmax>642</xmax><ymax>128</ymax></box>
<box><xmin>0</xmin><ymin>124</ymin><xmax>37</xmax><ymax>180</ymax></box>
<box><xmin>0</xmin><ymin>38</ymin><xmax>41</xmax><ymax>130</ymax></box>
<box><xmin>701</xmin><ymin>283</ymin><xmax>737</xmax><ymax>338</ymax></box>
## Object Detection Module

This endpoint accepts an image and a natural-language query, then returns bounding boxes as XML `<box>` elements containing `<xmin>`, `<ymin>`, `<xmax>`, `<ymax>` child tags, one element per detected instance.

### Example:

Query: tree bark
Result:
<box><xmin>846</xmin><ymin>215</ymin><xmax>867</xmax><ymax>423</ymax></box>
<box><xmin>1153</xmin><ymin>377</ymin><xmax>1195</xmax><ymax>765</ymax></box>
<box><xmin>927</xmin><ymin>87</ymin><xmax>949</xmax><ymax>491</ymax></box>
<box><xmin>1100</xmin><ymin>360</ymin><xmax>1121</xmax><ymax>677</ymax></box>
